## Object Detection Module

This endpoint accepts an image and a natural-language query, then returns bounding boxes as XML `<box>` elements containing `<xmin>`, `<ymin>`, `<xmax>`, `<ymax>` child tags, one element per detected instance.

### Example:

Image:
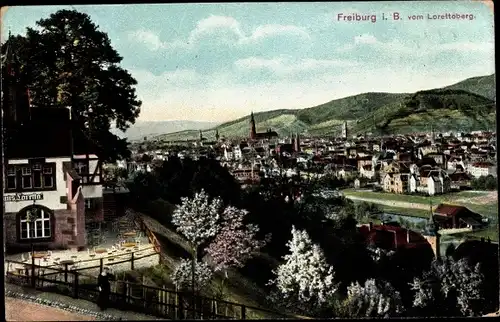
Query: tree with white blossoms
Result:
<box><xmin>344</xmin><ymin>279</ymin><xmax>404</xmax><ymax>318</ymax></box>
<box><xmin>171</xmin><ymin>189</ymin><xmax>223</xmax><ymax>294</ymax></box>
<box><xmin>268</xmin><ymin>226</ymin><xmax>338</xmax><ymax>315</ymax></box>
<box><xmin>367</xmin><ymin>246</ymin><xmax>395</xmax><ymax>264</ymax></box>
<box><xmin>410</xmin><ymin>257</ymin><xmax>484</xmax><ymax>317</ymax></box>
<box><xmin>171</xmin><ymin>258</ymin><xmax>214</xmax><ymax>293</ymax></box>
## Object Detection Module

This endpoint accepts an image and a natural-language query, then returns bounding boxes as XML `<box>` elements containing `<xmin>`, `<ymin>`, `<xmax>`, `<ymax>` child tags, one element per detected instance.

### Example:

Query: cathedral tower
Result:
<box><xmin>250</xmin><ymin>112</ymin><xmax>257</xmax><ymax>140</ymax></box>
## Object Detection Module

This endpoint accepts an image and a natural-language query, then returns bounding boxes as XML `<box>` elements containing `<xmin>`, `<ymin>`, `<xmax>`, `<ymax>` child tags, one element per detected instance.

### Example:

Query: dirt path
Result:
<box><xmin>345</xmin><ymin>195</ymin><xmax>430</xmax><ymax>210</ymax></box>
<box><xmin>6</xmin><ymin>297</ymin><xmax>95</xmax><ymax>321</ymax></box>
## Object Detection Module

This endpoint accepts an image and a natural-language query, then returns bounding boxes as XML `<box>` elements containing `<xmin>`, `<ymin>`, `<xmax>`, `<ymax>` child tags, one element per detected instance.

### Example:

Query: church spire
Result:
<box><xmin>249</xmin><ymin>111</ymin><xmax>256</xmax><ymax>140</ymax></box>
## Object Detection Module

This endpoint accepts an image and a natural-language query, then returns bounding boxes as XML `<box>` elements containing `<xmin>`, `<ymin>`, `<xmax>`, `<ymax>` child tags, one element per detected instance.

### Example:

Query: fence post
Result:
<box><xmin>241</xmin><ymin>305</ymin><xmax>246</xmax><ymax>320</ymax></box>
<box><xmin>31</xmin><ymin>256</ymin><xmax>36</xmax><ymax>287</ymax></box>
<box><xmin>131</xmin><ymin>252</ymin><xmax>134</xmax><ymax>270</ymax></box>
<box><xmin>64</xmin><ymin>264</ymin><xmax>69</xmax><ymax>283</ymax></box>
<box><xmin>73</xmin><ymin>272</ymin><xmax>79</xmax><ymax>299</ymax></box>
<box><xmin>100</xmin><ymin>258</ymin><xmax>104</xmax><ymax>274</ymax></box>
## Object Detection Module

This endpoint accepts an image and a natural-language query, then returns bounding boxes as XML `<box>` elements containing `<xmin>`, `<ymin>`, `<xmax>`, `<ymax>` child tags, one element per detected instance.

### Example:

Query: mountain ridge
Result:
<box><xmin>153</xmin><ymin>73</ymin><xmax>495</xmax><ymax>141</ymax></box>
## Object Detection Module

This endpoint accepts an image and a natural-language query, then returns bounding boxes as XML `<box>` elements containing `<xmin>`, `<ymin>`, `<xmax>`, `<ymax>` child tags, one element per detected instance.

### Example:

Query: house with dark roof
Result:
<box><xmin>448</xmin><ymin>171</ymin><xmax>472</xmax><ymax>190</ymax></box>
<box><xmin>358</xmin><ymin>223</ymin><xmax>432</xmax><ymax>252</ymax></box>
<box><xmin>433</xmin><ymin>204</ymin><xmax>485</xmax><ymax>230</ymax></box>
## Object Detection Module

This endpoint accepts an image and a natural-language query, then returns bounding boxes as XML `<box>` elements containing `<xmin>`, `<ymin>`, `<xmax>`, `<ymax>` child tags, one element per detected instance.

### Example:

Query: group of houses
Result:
<box><xmin>129</xmin><ymin>114</ymin><xmax>496</xmax><ymax>198</ymax></box>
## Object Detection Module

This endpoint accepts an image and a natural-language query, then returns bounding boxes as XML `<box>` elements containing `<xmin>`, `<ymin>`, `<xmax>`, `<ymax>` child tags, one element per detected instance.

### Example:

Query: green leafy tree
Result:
<box><xmin>2</xmin><ymin>9</ymin><xmax>141</xmax><ymax>161</ymax></box>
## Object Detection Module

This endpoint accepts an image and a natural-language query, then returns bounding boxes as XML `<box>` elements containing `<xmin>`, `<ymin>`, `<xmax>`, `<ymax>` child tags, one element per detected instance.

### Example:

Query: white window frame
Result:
<box><xmin>22</xmin><ymin>167</ymin><xmax>32</xmax><ymax>176</ymax></box>
<box><xmin>43</xmin><ymin>166</ymin><xmax>54</xmax><ymax>188</ymax></box>
<box><xmin>21</xmin><ymin>167</ymin><xmax>32</xmax><ymax>189</ymax></box>
<box><xmin>20</xmin><ymin>208</ymin><xmax>51</xmax><ymax>239</ymax></box>
<box><xmin>85</xmin><ymin>199</ymin><xmax>92</xmax><ymax>209</ymax></box>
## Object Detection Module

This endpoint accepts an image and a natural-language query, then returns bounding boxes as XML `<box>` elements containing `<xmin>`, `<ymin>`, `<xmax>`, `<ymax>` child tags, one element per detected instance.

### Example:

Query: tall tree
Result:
<box><xmin>205</xmin><ymin>206</ymin><xmax>270</xmax><ymax>298</ymax></box>
<box><xmin>171</xmin><ymin>190</ymin><xmax>223</xmax><ymax>295</ymax></box>
<box><xmin>2</xmin><ymin>10</ymin><xmax>141</xmax><ymax>161</ymax></box>
<box><xmin>268</xmin><ymin>226</ymin><xmax>338</xmax><ymax>316</ymax></box>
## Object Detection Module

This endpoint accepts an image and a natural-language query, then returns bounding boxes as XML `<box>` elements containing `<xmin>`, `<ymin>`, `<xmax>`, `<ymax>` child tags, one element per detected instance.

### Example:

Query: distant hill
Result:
<box><xmin>155</xmin><ymin>74</ymin><xmax>495</xmax><ymax>141</ymax></box>
<box><xmin>113</xmin><ymin>120</ymin><xmax>219</xmax><ymax>141</ymax></box>
<box><xmin>444</xmin><ymin>74</ymin><xmax>495</xmax><ymax>100</ymax></box>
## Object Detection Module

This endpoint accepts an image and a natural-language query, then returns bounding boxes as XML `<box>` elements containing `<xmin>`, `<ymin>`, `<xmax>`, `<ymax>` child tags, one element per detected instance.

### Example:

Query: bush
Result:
<box><xmin>471</xmin><ymin>175</ymin><xmax>497</xmax><ymax>190</ymax></box>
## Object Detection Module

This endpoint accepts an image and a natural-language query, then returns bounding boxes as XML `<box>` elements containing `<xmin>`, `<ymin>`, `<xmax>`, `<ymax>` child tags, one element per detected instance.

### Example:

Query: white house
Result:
<box><xmin>360</xmin><ymin>165</ymin><xmax>375</xmax><ymax>179</ymax></box>
<box><xmin>467</xmin><ymin>162</ymin><xmax>497</xmax><ymax>178</ymax></box>
<box><xmin>233</xmin><ymin>146</ymin><xmax>243</xmax><ymax>160</ymax></box>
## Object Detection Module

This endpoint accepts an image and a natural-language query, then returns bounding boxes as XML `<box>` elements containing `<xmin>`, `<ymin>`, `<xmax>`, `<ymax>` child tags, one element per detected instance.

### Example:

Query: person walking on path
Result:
<box><xmin>97</xmin><ymin>266</ymin><xmax>114</xmax><ymax>311</ymax></box>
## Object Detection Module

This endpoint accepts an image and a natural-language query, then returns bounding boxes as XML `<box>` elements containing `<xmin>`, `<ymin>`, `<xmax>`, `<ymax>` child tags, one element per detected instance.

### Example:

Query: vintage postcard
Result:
<box><xmin>2</xmin><ymin>1</ymin><xmax>497</xmax><ymax>320</ymax></box>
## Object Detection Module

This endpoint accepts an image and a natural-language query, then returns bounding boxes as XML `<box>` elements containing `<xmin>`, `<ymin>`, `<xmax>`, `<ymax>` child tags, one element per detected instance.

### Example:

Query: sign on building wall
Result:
<box><xmin>4</xmin><ymin>193</ymin><xmax>44</xmax><ymax>202</ymax></box>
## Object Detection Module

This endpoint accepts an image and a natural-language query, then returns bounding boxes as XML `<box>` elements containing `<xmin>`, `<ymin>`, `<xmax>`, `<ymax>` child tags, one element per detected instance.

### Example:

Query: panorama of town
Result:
<box><xmin>2</xmin><ymin>4</ymin><xmax>498</xmax><ymax>321</ymax></box>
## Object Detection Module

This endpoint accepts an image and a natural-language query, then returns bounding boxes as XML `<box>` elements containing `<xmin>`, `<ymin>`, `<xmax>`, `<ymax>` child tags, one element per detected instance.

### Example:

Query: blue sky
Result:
<box><xmin>2</xmin><ymin>1</ymin><xmax>495</xmax><ymax>122</ymax></box>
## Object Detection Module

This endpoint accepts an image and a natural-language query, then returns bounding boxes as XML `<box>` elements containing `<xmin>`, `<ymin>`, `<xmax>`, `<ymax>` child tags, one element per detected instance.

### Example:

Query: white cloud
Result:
<box><xmin>354</xmin><ymin>33</ymin><xmax>377</xmax><ymax>44</ymax></box>
<box><xmin>243</xmin><ymin>24</ymin><xmax>310</xmax><ymax>43</ymax></box>
<box><xmin>188</xmin><ymin>15</ymin><xmax>244</xmax><ymax>44</ymax></box>
<box><xmin>127</xmin><ymin>15</ymin><xmax>311</xmax><ymax>51</ymax></box>
<box><xmin>128</xmin><ymin>30</ymin><xmax>164</xmax><ymax>51</ymax></box>
<box><xmin>234</xmin><ymin>56</ymin><xmax>358</xmax><ymax>75</ymax></box>
<box><xmin>339</xmin><ymin>34</ymin><xmax>494</xmax><ymax>58</ymax></box>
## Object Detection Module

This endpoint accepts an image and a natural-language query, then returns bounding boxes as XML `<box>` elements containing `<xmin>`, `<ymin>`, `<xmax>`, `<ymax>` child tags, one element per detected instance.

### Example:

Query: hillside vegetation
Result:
<box><xmin>155</xmin><ymin>74</ymin><xmax>495</xmax><ymax>141</ymax></box>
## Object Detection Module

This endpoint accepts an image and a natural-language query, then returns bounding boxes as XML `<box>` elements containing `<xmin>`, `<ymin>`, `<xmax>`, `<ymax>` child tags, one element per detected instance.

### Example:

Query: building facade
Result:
<box><xmin>2</xmin><ymin>49</ymin><xmax>104</xmax><ymax>251</ymax></box>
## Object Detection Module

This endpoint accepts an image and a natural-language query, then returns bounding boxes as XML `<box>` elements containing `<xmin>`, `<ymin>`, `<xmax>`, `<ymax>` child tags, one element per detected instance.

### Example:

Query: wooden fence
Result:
<box><xmin>133</xmin><ymin>216</ymin><xmax>162</xmax><ymax>255</ymax></box>
<box><xmin>130</xmin><ymin>212</ymin><xmax>174</xmax><ymax>267</ymax></box>
<box><xmin>5</xmin><ymin>259</ymin><xmax>296</xmax><ymax>320</ymax></box>
<box><xmin>6</xmin><ymin>246</ymin><xmax>159</xmax><ymax>284</ymax></box>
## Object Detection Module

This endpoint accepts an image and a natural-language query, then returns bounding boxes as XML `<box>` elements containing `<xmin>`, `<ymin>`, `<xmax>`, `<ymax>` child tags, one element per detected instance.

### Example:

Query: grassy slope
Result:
<box><xmin>155</xmin><ymin>74</ymin><xmax>495</xmax><ymax>141</ymax></box>
<box><xmin>343</xmin><ymin>189</ymin><xmax>498</xmax><ymax>217</ymax></box>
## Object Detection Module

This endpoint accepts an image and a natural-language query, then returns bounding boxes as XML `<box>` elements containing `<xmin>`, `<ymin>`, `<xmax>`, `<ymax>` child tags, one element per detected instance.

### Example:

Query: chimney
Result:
<box><xmin>407</xmin><ymin>229</ymin><xmax>410</xmax><ymax>243</ymax></box>
<box><xmin>369</xmin><ymin>222</ymin><xmax>373</xmax><ymax>231</ymax></box>
<box><xmin>481</xmin><ymin>237</ymin><xmax>485</xmax><ymax>243</ymax></box>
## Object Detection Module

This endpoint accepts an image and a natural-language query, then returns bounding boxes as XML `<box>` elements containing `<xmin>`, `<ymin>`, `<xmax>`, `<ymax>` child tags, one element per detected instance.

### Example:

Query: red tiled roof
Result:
<box><xmin>471</xmin><ymin>162</ymin><xmax>493</xmax><ymax>168</ymax></box>
<box><xmin>359</xmin><ymin>224</ymin><xmax>428</xmax><ymax>250</ymax></box>
<box><xmin>434</xmin><ymin>203</ymin><xmax>467</xmax><ymax>217</ymax></box>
